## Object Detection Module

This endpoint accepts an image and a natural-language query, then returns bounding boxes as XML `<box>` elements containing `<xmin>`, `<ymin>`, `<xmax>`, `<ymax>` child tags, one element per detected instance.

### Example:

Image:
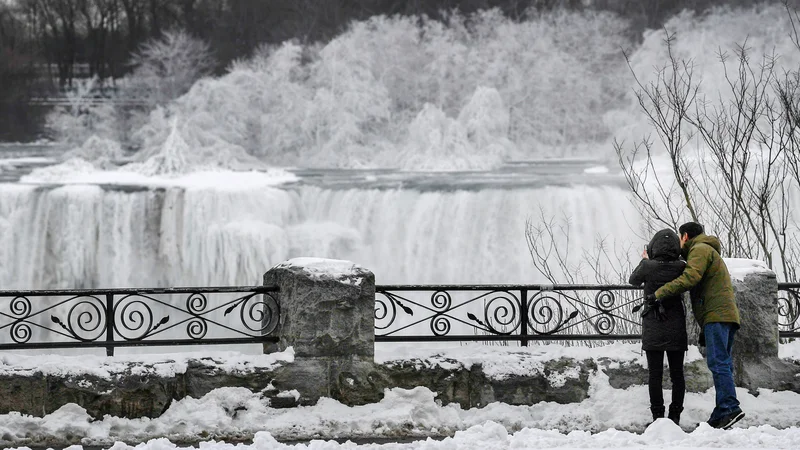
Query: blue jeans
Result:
<box><xmin>704</xmin><ymin>322</ymin><xmax>740</xmax><ymax>421</ymax></box>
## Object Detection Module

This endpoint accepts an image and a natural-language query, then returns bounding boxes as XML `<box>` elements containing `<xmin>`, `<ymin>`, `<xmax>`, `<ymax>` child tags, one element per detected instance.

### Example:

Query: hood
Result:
<box><xmin>647</xmin><ymin>229</ymin><xmax>681</xmax><ymax>261</ymax></box>
<box><xmin>686</xmin><ymin>234</ymin><xmax>722</xmax><ymax>254</ymax></box>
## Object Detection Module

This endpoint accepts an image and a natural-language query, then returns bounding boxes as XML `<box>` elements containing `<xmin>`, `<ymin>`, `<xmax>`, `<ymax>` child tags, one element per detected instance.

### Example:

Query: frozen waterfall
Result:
<box><xmin>0</xmin><ymin>181</ymin><xmax>639</xmax><ymax>288</ymax></box>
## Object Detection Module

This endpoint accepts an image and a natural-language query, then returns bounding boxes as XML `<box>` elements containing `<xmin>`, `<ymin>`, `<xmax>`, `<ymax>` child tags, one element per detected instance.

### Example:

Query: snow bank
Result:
<box><xmin>2</xmin><ymin>343</ymin><xmax>800</xmax><ymax>448</ymax></box>
<box><xmin>778</xmin><ymin>340</ymin><xmax>800</xmax><ymax>361</ymax></box>
<box><xmin>5</xmin><ymin>370</ymin><xmax>800</xmax><ymax>448</ymax></box>
<box><xmin>0</xmin><ymin>156</ymin><xmax>57</xmax><ymax>166</ymax></box>
<box><xmin>584</xmin><ymin>165</ymin><xmax>610</xmax><ymax>174</ymax></box>
<box><xmin>0</xmin><ymin>349</ymin><xmax>294</xmax><ymax>379</ymax></box>
<box><xmin>724</xmin><ymin>258</ymin><xmax>775</xmax><ymax>281</ymax></box>
<box><xmin>274</xmin><ymin>257</ymin><xmax>367</xmax><ymax>284</ymax></box>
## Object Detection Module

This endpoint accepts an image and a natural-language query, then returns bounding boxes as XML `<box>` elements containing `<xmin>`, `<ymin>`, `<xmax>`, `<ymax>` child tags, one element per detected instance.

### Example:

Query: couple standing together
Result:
<box><xmin>629</xmin><ymin>222</ymin><xmax>745</xmax><ymax>430</ymax></box>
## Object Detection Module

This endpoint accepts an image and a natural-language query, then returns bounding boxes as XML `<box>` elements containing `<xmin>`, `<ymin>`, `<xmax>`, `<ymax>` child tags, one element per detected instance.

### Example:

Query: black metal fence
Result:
<box><xmin>375</xmin><ymin>284</ymin><xmax>644</xmax><ymax>345</ymax></box>
<box><xmin>0</xmin><ymin>286</ymin><xmax>280</xmax><ymax>355</ymax></box>
<box><xmin>3</xmin><ymin>281</ymin><xmax>793</xmax><ymax>353</ymax></box>
<box><xmin>779</xmin><ymin>283</ymin><xmax>800</xmax><ymax>339</ymax></box>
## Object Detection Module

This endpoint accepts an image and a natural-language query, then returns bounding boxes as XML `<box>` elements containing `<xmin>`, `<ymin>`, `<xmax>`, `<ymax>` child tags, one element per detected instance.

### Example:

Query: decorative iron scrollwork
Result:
<box><xmin>375</xmin><ymin>285</ymin><xmax>642</xmax><ymax>341</ymax></box>
<box><xmin>10</xmin><ymin>320</ymin><xmax>31</xmax><ymax>344</ymax></box>
<box><xmin>528</xmin><ymin>291</ymin><xmax>570</xmax><ymax>335</ymax></box>
<box><xmin>9</xmin><ymin>296</ymin><xmax>33</xmax><ymax>343</ymax></box>
<box><xmin>10</xmin><ymin>296</ymin><xmax>31</xmax><ymax>318</ymax></box>
<box><xmin>51</xmin><ymin>295</ymin><xmax>106</xmax><ymax>342</ymax></box>
<box><xmin>374</xmin><ymin>291</ymin><xmax>414</xmax><ymax>331</ymax></box>
<box><xmin>0</xmin><ymin>286</ymin><xmax>280</xmax><ymax>352</ymax></box>
<box><xmin>115</xmin><ymin>294</ymin><xmax>170</xmax><ymax>341</ymax></box>
<box><xmin>253</xmin><ymin>292</ymin><xmax>280</xmax><ymax>335</ymax></box>
<box><xmin>778</xmin><ymin>288</ymin><xmax>800</xmax><ymax>332</ymax></box>
<box><xmin>482</xmin><ymin>291</ymin><xmax>520</xmax><ymax>335</ymax></box>
<box><xmin>593</xmin><ymin>290</ymin><xmax>618</xmax><ymax>335</ymax></box>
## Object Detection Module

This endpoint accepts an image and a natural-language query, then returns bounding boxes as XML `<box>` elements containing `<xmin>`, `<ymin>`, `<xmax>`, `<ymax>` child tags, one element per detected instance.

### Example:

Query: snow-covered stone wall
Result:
<box><xmin>1</xmin><ymin>258</ymin><xmax>798</xmax><ymax>420</ymax></box>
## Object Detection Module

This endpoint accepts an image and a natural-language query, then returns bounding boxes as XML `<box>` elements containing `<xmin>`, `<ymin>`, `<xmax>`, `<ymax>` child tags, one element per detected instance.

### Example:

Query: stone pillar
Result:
<box><xmin>731</xmin><ymin>270</ymin><xmax>799</xmax><ymax>391</ymax></box>
<box><xmin>262</xmin><ymin>258</ymin><xmax>378</xmax><ymax>405</ymax></box>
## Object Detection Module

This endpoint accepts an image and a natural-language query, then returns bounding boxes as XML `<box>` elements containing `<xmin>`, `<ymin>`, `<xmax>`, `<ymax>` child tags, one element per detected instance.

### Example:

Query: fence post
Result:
<box><xmin>105</xmin><ymin>294</ymin><xmax>114</xmax><ymax>357</ymax></box>
<box><xmin>731</xmin><ymin>271</ymin><xmax>799</xmax><ymax>390</ymax></box>
<box><xmin>520</xmin><ymin>288</ymin><xmax>529</xmax><ymax>346</ymax></box>
<box><xmin>263</xmin><ymin>258</ymin><xmax>376</xmax><ymax>405</ymax></box>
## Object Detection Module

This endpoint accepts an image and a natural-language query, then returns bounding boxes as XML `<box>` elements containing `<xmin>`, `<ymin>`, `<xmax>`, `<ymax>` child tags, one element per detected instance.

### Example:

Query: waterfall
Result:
<box><xmin>0</xmin><ymin>182</ymin><xmax>640</xmax><ymax>288</ymax></box>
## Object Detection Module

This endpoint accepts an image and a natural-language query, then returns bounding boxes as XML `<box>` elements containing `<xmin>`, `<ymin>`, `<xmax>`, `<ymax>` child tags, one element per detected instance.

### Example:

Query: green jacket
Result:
<box><xmin>654</xmin><ymin>234</ymin><xmax>740</xmax><ymax>328</ymax></box>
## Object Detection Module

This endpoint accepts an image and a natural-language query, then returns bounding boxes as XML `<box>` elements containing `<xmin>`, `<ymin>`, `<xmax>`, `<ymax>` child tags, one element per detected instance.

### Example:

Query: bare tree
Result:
<box><xmin>525</xmin><ymin>208</ymin><xmax>637</xmax><ymax>285</ymax></box>
<box><xmin>615</xmin><ymin>24</ymin><xmax>800</xmax><ymax>281</ymax></box>
<box><xmin>614</xmin><ymin>30</ymin><xmax>700</xmax><ymax>233</ymax></box>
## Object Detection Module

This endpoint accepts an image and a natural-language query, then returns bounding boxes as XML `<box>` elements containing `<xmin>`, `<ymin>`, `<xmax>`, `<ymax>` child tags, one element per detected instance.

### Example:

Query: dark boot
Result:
<box><xmin>650</xmin><ymin>406</ymin><xmax>665</xmax><ymax>424</ymax></box>
<box><xmin>668</xmin><ymin>405</ymin><xmax>683</xmax><ymax>425</ymax></box>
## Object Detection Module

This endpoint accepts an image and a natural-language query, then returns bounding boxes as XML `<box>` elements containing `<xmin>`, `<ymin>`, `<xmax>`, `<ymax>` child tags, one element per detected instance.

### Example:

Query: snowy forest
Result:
<box><xmin>0</xmin><ymin>0</ymin><xmax>787</xmax><ymax>140</ymax></box>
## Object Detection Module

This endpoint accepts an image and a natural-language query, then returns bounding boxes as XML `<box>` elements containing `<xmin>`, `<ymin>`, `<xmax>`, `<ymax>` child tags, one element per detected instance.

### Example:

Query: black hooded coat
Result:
<box><xmin>629</xmin><ymin>229</ymin><xmax>688</xmax><ymax>352</ymax></box>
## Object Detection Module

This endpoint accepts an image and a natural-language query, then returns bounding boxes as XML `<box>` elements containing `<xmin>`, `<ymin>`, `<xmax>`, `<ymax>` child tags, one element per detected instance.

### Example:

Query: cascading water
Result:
<box><xmin>0</xmin><ymin>180</ymin><xmax>640</xmax><ymax>288</ymax></box>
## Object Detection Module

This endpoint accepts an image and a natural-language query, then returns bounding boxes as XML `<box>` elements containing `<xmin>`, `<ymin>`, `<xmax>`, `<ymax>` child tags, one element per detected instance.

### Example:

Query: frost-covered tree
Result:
<box><xmin>611</xmin><ymin>5</ymin><xmax>800</xmax><ymax>281</ymax></box>
<box><xmin>305</xmin><ymin>30</ymin><xmax>392</xmax><ymax>167</ymax></box>
<box><xmin>126</xmin><ymin>29</ymin><xmax>215</xmax><ymax>108</ymax></box>
<box><xmin>45</xmin><ymin>76</ymin><xmax>120</xmax><ymax>145</ymax></box>
<box><xmin>51</xmin><ymin>8</ymin><xmax>637</xmax><ymax>170</ymax></box>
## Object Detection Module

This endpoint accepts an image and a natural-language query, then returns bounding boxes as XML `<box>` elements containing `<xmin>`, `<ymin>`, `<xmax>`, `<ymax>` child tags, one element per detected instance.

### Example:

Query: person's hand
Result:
<box><xmin>642</xmin><ymin>248</ymin><xmax>649</xmax><ymax>259</ymax></box>
<box><xmin>643</xmin><ymin>294</ymin><xmax>666</xmax><ymax>320</ymax></box>
<box><xmin>653</xmin><ymin>300</ymin><xmax>666</xmax><ymax>321</ymax></box>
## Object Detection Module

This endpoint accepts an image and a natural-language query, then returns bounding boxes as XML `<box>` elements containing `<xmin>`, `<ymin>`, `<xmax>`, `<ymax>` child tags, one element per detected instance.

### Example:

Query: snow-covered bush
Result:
<box><xmin>62</xmin><ymin>135</ymin><xmax>126</xmax><ymax>169</ymax></box>
<box><xmin>45</xmin><ymin>77</ymin><xmax>119</xmax><ymax>145</ymax></box>
<box><xmin>40</xmin><ymin>8</ymin><xmax>642</xmax><ymax>170</ymax></box>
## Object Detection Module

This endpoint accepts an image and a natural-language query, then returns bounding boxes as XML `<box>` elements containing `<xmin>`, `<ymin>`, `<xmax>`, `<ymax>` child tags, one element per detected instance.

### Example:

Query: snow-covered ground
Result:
<box><xmin>3</xmin><ymin>342</ymin><xmax>800</xmax><ymax>449</ymax></box>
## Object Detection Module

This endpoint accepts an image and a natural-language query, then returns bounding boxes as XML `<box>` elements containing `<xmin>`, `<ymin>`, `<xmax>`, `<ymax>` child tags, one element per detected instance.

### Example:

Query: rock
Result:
<box><xmin>0</xmin><ymin>374</ymin><xmax>47</xmax><ymax>416</ymax></box>
<box><xmin>367</xmin><ymin>358</ymin><xmax>472</xmax><ymax>407</ymax></box>
<box><xmin>599</xmin><ymin>355</ymin><xmax>712</xmax><ymax>393</ymax></box>
<box><xmin>732</xmin><ymin>272</ymin><xmax>800</xmax><ymax>391</ymax></box>
<box><xmin>270</xmin><ymin>357</ymin><xmax>330</xmax><ymax>405</ymax></box>
<box><xmin>599</xmin><ymin>359</ymin><xmax>648</xmax><ymax>390</ymax></box>
<box><xmin>734</xmin><ymin>272</ymin><xmax>780</xmax><ymax>360</ymax></box>
<box><xmin>469</xmin><ymin>357</ymin><xmax>594</xmax><ymax>406</ymax></box>
<box><xmin>263</xmin><ymin>258</ymin><xmax>375</xmax><ymax>358</ymax></box>
<box><xmin>683</xmin><ymin>359</ymin><xmax>714</xmax><ymax>393</ymax></box>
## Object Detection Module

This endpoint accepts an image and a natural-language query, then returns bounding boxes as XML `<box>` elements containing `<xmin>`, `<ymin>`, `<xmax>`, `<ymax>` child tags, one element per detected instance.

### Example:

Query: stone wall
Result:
<box><xmin>1</xmin><ymin>258</ymin><xmax>799</xmax><ymax>420</ymax></box>
<box><xmin>0</xmin><ymin>350</ymin><xmax>715</xmax><ymax>419</ymax></box>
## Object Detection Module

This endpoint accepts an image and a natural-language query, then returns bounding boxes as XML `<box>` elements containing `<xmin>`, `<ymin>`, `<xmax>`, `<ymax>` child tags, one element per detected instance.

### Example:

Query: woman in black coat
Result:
<box><xmin>629</xmin><ymin>228</ymin><xmax>688</xmax><ymax>425</ymax></box>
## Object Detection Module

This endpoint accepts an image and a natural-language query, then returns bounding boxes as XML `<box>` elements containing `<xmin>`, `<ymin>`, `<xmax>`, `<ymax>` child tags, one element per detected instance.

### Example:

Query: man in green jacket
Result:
<box><xmin>649</xmin><ymin>222</ymin><xmax>744</xmax><ymax>430</ymax></box>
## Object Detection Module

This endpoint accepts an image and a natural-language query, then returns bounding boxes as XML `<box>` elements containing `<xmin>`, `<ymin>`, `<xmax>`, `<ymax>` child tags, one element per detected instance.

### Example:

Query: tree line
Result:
<box><xmin>0</xmin><ymin>0</ymin><xmax>777</xmax><ymax>141</ymax></box>
<box><xmin>2</xmin><ymin>0</ymin><xmax>773</xmax><ymax>86</ymax></box>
